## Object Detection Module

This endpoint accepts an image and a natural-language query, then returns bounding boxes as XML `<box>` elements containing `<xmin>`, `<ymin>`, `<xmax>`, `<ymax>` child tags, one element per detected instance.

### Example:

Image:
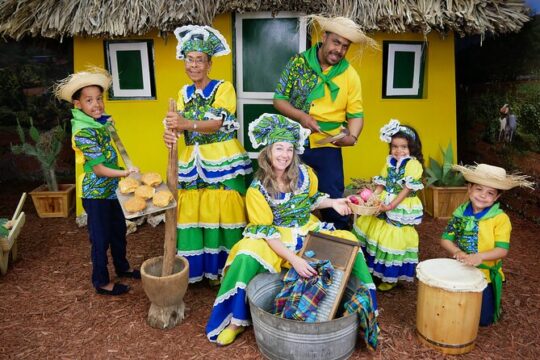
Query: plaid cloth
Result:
<box><xmin>343</xmin><ymin>285</ymin><xmax>379</xmax><ymax>351</ymax></box>
<box><xmin>273</xmin><ymin>260</ymin><xmax>334</xmax><ymax>322</ymax></box>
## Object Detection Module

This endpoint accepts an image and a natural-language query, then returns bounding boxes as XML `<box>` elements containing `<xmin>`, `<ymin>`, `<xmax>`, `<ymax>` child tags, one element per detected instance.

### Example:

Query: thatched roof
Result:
<box><xmin>0</xmin><ymin>0</ymin><xmax>531</xmax><ymax>40</ymax></box>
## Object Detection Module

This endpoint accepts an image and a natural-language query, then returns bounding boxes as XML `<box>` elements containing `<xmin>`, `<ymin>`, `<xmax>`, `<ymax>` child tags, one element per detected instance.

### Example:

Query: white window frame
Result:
<box><xmin>106</xmin><ymin>41</ymin><xmax>154</xmax><ymax>98</ymax></box>
<box><xmin>385</xmin><ymin>43</ymin><xmax>425</xmax><ymax>97</ymax></box>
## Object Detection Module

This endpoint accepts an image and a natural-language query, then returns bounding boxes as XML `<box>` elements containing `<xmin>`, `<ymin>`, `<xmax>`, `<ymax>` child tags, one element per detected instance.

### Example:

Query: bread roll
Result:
<box><xmin>153</xmin><ymin>190</ymin><xmax>173</xmax><ymax>207</ymax></box>
<box><xmin>134</xmin><ymin>185</ymin><xmax>155</xmax><ymax>200</ymax></box>
<box><xmin>125</xmin><ymin>196</ymin><xmax>146</xmax><ymax>213</ymax></box>
<box><xmin>119</xmin><ymin>177</ymin><xmax>139</xmax><ymax>194</ymax></box>
<box><xmin>141</xmin><ymin>172</ymin><xmax>162</xmax><ymax>187</ymax></box>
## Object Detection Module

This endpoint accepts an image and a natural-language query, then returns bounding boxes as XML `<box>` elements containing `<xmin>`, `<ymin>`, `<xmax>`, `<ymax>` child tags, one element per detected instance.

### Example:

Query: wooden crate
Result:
<box><xmin>30</xmin><ymin>184</ymin><xmax>75</xmax><ymax>218</ymax></box>
<box><xmin>421</xmin><ymin>185</ymin><xmax>468</xmax><ymax>219</ymax></box>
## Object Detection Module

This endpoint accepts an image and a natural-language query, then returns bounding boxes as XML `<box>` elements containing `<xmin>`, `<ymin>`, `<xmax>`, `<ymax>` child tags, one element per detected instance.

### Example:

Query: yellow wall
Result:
<box><xmin>73</xmin><ymin>15</ymin><xmax>233</xmax><ymax>214</ymax></box>
<box><xmin>344</xmin><ymin>32</ymin><xmax>457</xmax><ymax>184</ymax></box>
<box><xmin>73</xmin><ymin>14</ymin><xmax>456</xmax><ymax>213</ymax></box>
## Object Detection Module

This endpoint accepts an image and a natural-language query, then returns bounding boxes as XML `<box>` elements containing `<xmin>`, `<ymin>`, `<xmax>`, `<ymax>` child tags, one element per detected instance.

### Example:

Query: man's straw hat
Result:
<box><xmin>54</xmin><ymin>67</ymin><xmax>112</xmax><ymax>103</ymax></box>
<box><xmin>308</xmin><ymin>15</ymin><xmax>376</xmax><ymax>46</ymax></box>
<box><xmin>452</xmin><ymin>163</ymin><xmax>534</xmax><ymax>190</ymax></box>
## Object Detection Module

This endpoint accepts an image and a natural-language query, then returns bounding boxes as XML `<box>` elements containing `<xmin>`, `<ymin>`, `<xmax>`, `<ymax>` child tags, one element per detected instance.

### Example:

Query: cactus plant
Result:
<box><xmin>425</xmin><ymin>142</ymin><xmax>465</xmax><ymax>187</ymax></box>
<box><xmin>10</xmin><ymin>117</ymin><xmax>66</xmax><ymax>192</ymax></box>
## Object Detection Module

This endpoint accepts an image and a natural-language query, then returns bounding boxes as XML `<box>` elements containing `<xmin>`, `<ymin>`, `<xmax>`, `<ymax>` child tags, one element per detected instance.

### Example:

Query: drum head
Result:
<box><xmin>416</xmin><ymin>258</ymin><xmax>487</xmax><ymax>292</ymax></box>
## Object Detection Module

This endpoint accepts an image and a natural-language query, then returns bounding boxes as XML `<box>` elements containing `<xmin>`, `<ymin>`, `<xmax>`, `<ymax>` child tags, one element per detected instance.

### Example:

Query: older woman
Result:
<box><xmin>205</xmin><ymin>113</ymin><xmax>377</xmax><ymax>346</ymax></box>
<box><xmin>164</xmin><ymin>26</ymin><xmax>252</xmax><ymax>284</ymax></box>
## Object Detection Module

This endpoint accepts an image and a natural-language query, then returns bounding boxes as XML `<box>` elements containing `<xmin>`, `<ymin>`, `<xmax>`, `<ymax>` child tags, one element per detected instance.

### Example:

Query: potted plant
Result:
<box><xmin>422</xmin><ymin>142</ymin><xmax>468</xmax><ymax>219</ymax></box>
<box><xmin>10</xmin><ymin>117</ymin><xmax>75</xmax><ymax>218</ymax></box>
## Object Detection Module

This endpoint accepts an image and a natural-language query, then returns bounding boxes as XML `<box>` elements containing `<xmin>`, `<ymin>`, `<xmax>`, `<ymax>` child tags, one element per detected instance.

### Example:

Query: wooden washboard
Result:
<box><xmin>299</xmin><ymin>231</ymin><xmax>359</xmax><ymax>321</ymax></box>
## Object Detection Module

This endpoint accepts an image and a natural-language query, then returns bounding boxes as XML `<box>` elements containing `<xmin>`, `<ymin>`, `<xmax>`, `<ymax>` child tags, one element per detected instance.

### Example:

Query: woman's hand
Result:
<box><xmin>163</xmin><ymin>129</ymin><xmax>177</xmax><ymax>149</ymax></box>
<box><xmin>332</xmin><ymin>198</ymin><xmax>352</xmax><ymax>216</ymax></box>
<box><xmin>164</xmin><ymin>112</ymin><xmax>189</xmax><ymax>132</ymax></box>
<box><xmin>290</xmin><ymin>256</ymin><xmax>317</xmax><ymax>278</ymax></box>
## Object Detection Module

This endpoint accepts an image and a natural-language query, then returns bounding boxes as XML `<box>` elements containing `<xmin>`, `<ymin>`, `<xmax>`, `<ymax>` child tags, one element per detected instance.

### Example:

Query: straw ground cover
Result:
<box><xmin>1</xmin><ymin>181</ymin><xmax>539</xmax><ymax>359</ymax></box>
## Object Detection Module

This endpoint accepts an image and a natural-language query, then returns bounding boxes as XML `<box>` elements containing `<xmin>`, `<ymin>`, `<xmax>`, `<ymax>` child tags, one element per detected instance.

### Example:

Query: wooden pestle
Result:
<box><xmin>161</xmin><ymin>99</ymin><xmax>179</xmax><ymax>277</ymax></box>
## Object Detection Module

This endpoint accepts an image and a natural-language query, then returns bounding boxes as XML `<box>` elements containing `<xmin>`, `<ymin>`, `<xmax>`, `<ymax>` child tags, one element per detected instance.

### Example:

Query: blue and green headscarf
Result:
<box><xmin>248</xmin><ymin>113</ymin><xmax>311</xmax><ymax>154</ymax></box>
<box><xmin>174</xmin><ymin>25</ymin><xmax>230</xmax><ymax>60</ymax></box>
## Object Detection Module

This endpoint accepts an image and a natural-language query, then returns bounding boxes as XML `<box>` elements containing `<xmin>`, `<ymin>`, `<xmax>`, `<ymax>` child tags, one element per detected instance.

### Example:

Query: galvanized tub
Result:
<box><xmin>247</xmin><ymin>272</ymin><xmax>358</xmax><ymax>360</ymax></box>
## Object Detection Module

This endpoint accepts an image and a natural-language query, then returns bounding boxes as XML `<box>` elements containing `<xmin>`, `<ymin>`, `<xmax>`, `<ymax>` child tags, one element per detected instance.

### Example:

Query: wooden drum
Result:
<box><xmin>416</xmin><ymin>258</ymin><xmax>487</xmax><ymax>355</ymax></box>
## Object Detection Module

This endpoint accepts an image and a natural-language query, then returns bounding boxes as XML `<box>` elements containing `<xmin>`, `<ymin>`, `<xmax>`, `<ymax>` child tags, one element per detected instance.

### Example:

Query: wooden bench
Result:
<box><xmin>0</xmin><ymin>193</ymin><xmax>27</xmax><ymax>275</ymax></box>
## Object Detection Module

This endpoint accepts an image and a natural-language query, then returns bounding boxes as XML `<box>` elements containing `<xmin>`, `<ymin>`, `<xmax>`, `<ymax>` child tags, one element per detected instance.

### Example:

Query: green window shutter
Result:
<box><xmin>393</xmin><ymin>51</ymin><xmax>415</xmax><ymax>89</ymax></box>
<box><xmin>241</xmin><ymin>18</ymin><xmax>300</xmax><ymax>93</ymax></box>
<box><xmin>104</xmin><ymin>40</ymin><xmax>156</xmax><ymax>99</ymax></box>
<box><xmin>241</xmin><ymin>103</ymin><xmax>278</xmax><ymax>153</ymax></box>
<box><xmin>383</xmin><ymin>41</ymin><xmax>426</xmax><ymax>99</ymax></box>
<box><xmin>116</xmin><ymin>50</ymin><xmax>144</xmax><ymax>90</ymax></box>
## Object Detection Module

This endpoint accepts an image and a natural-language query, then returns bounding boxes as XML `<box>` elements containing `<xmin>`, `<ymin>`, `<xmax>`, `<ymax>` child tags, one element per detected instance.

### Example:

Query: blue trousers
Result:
<box><xmin>301</xmin><ymin>145</ymin><xmax>348</xmax><ymax>230</ymax></box>
<box><xmin>82</xmin><ymin>198</ymin><xmax>130</xmax><ymax>289</ymax></box>
<box><xmin>479</xmin><ymin>283</ymin><xmax>497</xmax><ymax>326</ymax></box>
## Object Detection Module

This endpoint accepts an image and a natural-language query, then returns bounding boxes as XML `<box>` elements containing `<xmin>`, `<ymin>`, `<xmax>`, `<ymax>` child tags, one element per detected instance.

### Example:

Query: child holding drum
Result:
<box><xmin>352</xmin><ymin>119</ymin><xmax>424</xmax><ymax>291</ymax></box>
<box><xmin>440</xmin><ymin>163</ymin><xmax>534</xmax><ymax>325</ymax></box>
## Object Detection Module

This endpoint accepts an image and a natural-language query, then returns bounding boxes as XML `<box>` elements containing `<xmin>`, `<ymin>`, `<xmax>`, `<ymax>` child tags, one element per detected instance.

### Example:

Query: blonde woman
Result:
<box><xmin>205</xmin><ymin>113</ymin><xmax>378</xmax><ymax>346</ymax></box>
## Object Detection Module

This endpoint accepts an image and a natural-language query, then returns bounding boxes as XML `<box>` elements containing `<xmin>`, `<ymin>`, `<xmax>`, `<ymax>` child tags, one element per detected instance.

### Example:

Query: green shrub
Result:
<box><xmin>425</xmin><ymin>142</ymin><xmax>465</xmax><ymax>187</ymax></box>
<box><xmin>10</xmin><ymin>116</ymin><xmax>66</xmax><ymax>191</ymax></box>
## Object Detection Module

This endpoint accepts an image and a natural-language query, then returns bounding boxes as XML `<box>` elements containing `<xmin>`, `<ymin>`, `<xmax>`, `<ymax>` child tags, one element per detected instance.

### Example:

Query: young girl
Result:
<box><xmin>352</xmin><ymin>119</ymin><xmax>424</xmax><ymax>291</ymax></box>
<box><xmin>54</xmin><ymin>68</ymin><xmax>140</xmax><ymax>296</ymax></box>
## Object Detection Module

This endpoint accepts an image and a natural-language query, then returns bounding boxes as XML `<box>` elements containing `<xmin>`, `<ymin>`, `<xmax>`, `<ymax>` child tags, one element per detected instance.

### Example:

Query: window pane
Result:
<box><xmin>116</xmin><ymin>50</ymin><xmax>144</xmax><ymax>89</ymax></box>
<box><xmin>393</xmin><ymin>51</ymin><xmax>415</xmax><ymax>89</ymax></box>
<box><xmin>242</xmin><ymin>18</ymin><xmax>300</xmax><ymax>93</ymax></box>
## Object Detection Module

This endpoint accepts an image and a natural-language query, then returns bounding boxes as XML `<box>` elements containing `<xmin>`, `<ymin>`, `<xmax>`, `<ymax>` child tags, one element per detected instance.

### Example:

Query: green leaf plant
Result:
<box><xmin>10</xmin><ymin>116</ymin><xmax>66</xmax><ymax>192</ymax></box>
<box><xmin>425</xmin><ymin>142</ymin><xmax>465</xmax><ymax>187</ymax></box>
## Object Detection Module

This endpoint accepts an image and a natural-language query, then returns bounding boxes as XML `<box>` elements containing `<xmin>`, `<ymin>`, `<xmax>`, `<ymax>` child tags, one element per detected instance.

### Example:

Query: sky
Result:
<box><xmin>526</xmin><ymin>0</ymin><xmax>539</xmax><ymax>14</ymax></box>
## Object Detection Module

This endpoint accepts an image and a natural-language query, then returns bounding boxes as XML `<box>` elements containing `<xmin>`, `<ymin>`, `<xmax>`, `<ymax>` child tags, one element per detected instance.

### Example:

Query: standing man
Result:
<box><xmin>273</xmin><ymin>15</ymin><xmax>375</xmax><ymax>229</ymax></box>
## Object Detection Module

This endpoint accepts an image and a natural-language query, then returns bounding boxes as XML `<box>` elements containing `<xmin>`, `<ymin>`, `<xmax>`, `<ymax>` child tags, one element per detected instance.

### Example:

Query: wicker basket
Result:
<box><xmin>348</xmin><ymin>202</ymin><xmax>379</xmax><ymax>216</ymax></box>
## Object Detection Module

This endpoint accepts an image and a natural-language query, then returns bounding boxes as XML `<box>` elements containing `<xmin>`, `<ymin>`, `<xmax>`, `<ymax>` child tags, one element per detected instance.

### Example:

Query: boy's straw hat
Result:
<box><xmin>452</xmin><ymin>163</ymin><xmax>534</xmax><ymax>190</ymax></box>
<box><xmin>307</xmin><ymin>15</ymin><xmax>377</xmax><ymax>46</ymax></box>
<box><xmin>54</xmin><ymin>67</ymin><xmax>112</xmax><ymax>103</ymax></box>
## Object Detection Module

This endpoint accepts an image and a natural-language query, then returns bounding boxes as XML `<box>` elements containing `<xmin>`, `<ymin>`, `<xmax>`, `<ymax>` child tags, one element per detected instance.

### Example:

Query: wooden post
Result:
<box><xmin>161</xmin><ymin>99</ymin><xmax>179</xmax><ymax>277</ymax></box>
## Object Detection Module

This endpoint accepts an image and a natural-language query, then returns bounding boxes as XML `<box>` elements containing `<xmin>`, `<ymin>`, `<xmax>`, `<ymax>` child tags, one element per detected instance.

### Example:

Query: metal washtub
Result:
<box><xmin>246</xmin><ymin>272</ymin><xmax>358</xmax><ymax>360</ymax></box>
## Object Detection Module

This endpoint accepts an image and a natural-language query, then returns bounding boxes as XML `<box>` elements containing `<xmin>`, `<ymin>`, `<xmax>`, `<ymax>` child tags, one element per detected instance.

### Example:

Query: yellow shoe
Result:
<box><xmin>216</xmin><ymin>326</ymin><xmax>245</xmax><ymax>346</ymax></box>
<box><xmin>378</xmin><ymin>282</ymin><xmax>397</xmax><ymax>292</ymax></box>
<box><xmin>209</xmin><ymin>278</ymin><xmax>221</xmax><ymax>287</ymax></box>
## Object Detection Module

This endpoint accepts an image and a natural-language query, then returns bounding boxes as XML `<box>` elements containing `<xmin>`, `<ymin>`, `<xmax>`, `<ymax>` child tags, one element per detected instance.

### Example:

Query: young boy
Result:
<box><xmin>54</xmin><ymin>68</ymin><xmax>140</xmax><ymax>296</ymax></box>
<box><xmin>440</xmin><ymin>163</ymin><xmax>534</xmax><ymax>326</ymax></box>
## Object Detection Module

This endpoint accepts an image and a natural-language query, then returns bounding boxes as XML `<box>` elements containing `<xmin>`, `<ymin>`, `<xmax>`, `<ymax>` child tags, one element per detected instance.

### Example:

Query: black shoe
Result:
<box><xmin>117</xmin><ymin>269</ymin><xmax>141</xmax><ymax>279</ymax></box>
<box><xmin>96</xmin><ymin>283</ymin><xmax>130</xmax><ymax>296</ymax></box>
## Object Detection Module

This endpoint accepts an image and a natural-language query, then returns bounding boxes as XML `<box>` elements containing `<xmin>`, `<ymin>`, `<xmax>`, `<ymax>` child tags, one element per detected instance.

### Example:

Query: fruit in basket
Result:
<box><xmin>359</xmin><ymin>188</ymin><xmax>373</xmax><ymax>202</ymax></box>
<box><xmin>349</xmin><ymin>195</ymin><xmax>360</xmax><ymax>205</ymax></box>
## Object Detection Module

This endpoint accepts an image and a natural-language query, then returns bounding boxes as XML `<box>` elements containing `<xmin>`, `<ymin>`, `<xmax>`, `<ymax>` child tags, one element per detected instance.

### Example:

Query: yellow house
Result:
<box><xmin>0</xmin><ymin>1</ymin><xmax>529</xmax><ymax>214</ymax></box>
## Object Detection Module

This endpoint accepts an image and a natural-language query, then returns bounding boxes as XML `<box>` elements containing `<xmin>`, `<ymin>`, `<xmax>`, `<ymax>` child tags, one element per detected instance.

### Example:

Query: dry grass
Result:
<box><xmin>0</xmin><ymin>0</ymin><xmax>531</xmax><ymax>40</ymax></box>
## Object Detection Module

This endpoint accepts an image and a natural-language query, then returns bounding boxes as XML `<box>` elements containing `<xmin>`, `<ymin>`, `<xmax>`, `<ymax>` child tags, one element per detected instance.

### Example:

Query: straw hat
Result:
<box><xmin>452</xmin><ymin>163</ymin><xmax>535</xmax><ymax>190</ymax></box>
<box><xmin>308</xmin><ymin>15</ymin><xmax>375</xmax><ymax>45</ymax></box>
<box><xmin>54</xmin><ymin>67</ymin><xmax>112</xmax><ymax>103</ymax></box>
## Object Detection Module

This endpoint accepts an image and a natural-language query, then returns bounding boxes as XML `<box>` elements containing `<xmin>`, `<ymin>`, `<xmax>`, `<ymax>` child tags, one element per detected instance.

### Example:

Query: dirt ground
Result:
<box><xmin>1</xmin><ymin>181</ymin><xmax>539</xmax><ymax>360</ymax></box>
